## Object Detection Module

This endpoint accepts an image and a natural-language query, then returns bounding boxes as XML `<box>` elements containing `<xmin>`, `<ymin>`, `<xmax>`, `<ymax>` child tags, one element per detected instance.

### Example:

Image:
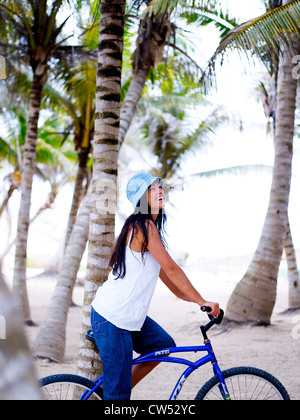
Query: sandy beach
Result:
<box><xmin>12</xmin><ymin>257</ymin><xmax>300</xmax><ymax>401</ymax></box>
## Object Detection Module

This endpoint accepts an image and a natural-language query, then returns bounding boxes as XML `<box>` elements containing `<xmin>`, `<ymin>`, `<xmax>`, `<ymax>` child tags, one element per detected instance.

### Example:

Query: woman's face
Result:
<box><xmin>147</xmin><ymin>181</ymin><xmax>165</xmax><ymax>214</ymax></box>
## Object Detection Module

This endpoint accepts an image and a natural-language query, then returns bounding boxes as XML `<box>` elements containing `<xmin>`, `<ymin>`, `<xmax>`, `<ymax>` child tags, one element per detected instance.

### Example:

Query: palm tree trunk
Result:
<box><xmin>226</xmin><ymin>20</ymin><xmax>299</xmax><ymax>324</ymax></box>
<box><xmin>260</xmin><ymin>70</ymin><xmax>300</xmax><ymax>311</ymax></box>
<box><xmin>33</xmin><ymin>191</ymin><xmax>91</xmax><ymax>362</ymax></box>
<box><xmin>64</xmin><ymin>147</ymin><xmax>90</xmax><ymax>253</ymax></box>
<box><xmin>12</xmin><ymin>72</ymin><xmax>45</xmax><ymax>325</ymax></box>
<box><xmin>76</xmin><ymin>0</ymin><xmax>126</xmax><ymax>381</ymax></box>
<box><xmin>119</xmin><ymin>13</ymin><xmax>173</xmax><ymax>148</ymax></box>
<box><xmin>119</xmin><ymin>68</ymin><xmax>149</xmax><ymax>147</ymax></box>
<box><xmin>265</xmin><ymin>51</ymin><xmax>300</xmax><ymax>312</ymax></box>
<box><xmin>285</xmin><ymin>221</ymin><xmax>300</xmax><ymax>309</ymax></box>
<box><xmin>0</xmin><ymin>269</ymin><xmax>43</xmax><ymax>400</ymax></box>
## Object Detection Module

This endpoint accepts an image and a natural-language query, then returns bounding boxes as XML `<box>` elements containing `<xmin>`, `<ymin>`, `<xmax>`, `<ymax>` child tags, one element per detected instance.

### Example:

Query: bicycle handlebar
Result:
<box><xmin>201</xmin><ymin>306</ymin><xmax>224</xmax><ymax>325</ymax></box>
<box><xmin>200</xmin><ymin>307</ymin><xmax>224</xmax><ymax>339</ymax></box>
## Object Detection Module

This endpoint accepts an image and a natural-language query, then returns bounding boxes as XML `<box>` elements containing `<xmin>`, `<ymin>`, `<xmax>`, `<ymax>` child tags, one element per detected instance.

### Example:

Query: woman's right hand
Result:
<box><xmin>202</xmin><ymin>301</ymin><xmax>220</xmax><ymax>318</ymax></box>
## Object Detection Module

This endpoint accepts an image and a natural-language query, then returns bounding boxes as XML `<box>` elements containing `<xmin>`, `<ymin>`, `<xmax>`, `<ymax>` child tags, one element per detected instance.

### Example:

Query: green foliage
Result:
<box><xmin>146</xmin><ymin>0</ymin><xmax>219</xmax><ymax>17</ymax></box>
<box><xmin>136</xmin><ymin>87</ymin><xmax>226</xmax><ymax>179</ymax></box>
<box><xmin>36</xmin><ymin>118</ymin><xmax>77</xmax><ymax>171</ymax></box>
<box><xmin>0</xmin><ymin>0</ymin><xmax>236</xmax><ymax>185</ymax></box>
<box><xmin>201</xmin><ymin>0</ymin><xmax>300</xmax><ymax>89</ymax></box>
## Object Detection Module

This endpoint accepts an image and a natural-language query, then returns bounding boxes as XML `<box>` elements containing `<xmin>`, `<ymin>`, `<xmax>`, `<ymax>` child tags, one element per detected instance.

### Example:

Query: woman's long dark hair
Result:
<box><xmin>109</xmin><ymin>190</ymin><xmax>167</xmax><ymax>280</ymax></box>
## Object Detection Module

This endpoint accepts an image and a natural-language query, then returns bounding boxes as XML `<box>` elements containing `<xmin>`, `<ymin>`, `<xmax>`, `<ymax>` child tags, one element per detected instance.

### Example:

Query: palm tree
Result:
<box><xmin>119</xmin><ymin>8</ymin><xmax>174</xmax><ymax>147</ymax></box>
<box><xmin>260</xmin><ymin>80</ymin><xmax>300</xmax><ymax>310</ymax></box>
<box><xmin>42</xmin><ymin>57</ymin><xmax>96</xmax><ymax>252</ymax></box>
<box><xmin>201</xmin><ymin>0</ymin><xmax>300</xmax><ymax>324</ymax></box>
<box><xmin>0</xmin><ymin>0</ymin><xmax>79</xmax><ymax>324</ymax></box>
<box><xmin>75</xmin><ymin>0</ymin><xmax>126</xmax><ymax>381</ymax></box>
<box><xmin>33</xmin><ymin>189</ymin><xmax>91</xmax><ymax>363</ymax></box>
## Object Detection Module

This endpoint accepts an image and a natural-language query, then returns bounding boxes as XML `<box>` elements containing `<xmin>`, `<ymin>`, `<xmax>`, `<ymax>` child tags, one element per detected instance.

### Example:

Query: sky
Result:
<box><xmin>224</xmin><ymin>0</ymin><xmax>266</xmax><ymax>21</ymax></box>
<box><xmin>1</xmin><ymin>0</ymin><xmax>300</xmax><ymax>269</ymax></box>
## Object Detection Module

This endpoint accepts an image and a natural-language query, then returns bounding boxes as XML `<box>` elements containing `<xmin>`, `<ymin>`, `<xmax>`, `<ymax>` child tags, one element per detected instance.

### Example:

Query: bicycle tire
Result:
<box><xmin>195</xmin><ymin>366</ymin><xmax>290</xmax><ymax>400</ymax></box>
<box><xmin>40</xmin><ymin>374</ymin><xmax>103</xmax><ymax>400</ymax></box>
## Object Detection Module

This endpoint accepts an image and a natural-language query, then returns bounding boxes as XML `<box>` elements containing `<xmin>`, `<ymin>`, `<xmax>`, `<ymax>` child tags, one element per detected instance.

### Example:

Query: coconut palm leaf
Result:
<box><xmin>146</xmin><ymin>0</ymin><xmax>219</xmax><ymax>16</ymax></box>
<box><xmin>201</xmin><ymin>0</ymin><xmax>300</xmax><ymax>89</ymax></box>
<box><xmin>191</xmin><ymin>164</ymin><xmax>273</xmax><ymax>178</ymax></box>
<box><xmin>36</xmin><ymin>137</ymin><xmax>76</xmax><ymax>172</ymax></box>
<box><xmin>180</xmin><ymin>9</ymin><xmax>236</xmax><ymax>39</ymax></box>
<box><xmin>0</xmin><ymin>137</ymin><xmax>17</xmax><ymax>166</ymax></box>
<box><xmin>0</xmin><ymin>107</ymin><xmax>27</xmax><ymax>169</ymax></box>
<box><xmin>138</xmin><ymin>89</ymin><xmax>226</xmax><ymax>179</ymax></box>
<box><xmin>37</xmin><ymin>117</ymin><xmax>77</xmax><ymax>164</ymax></box>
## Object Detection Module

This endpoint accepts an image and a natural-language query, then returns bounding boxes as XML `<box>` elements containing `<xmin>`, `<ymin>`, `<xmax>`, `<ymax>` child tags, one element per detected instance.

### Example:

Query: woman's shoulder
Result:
<box><xmin>144</xmin><ymin>219</ymin><xmax>159</xmax><ymax>236</ymax></box>
<box><xmin>132</xmin><ymin>219</ymin><xmax>157</xmax><ymax>234</ymax></box>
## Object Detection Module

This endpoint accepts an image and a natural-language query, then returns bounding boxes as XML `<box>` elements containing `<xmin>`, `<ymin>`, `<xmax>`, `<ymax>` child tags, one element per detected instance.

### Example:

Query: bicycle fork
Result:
<box><xmin>206</xmin><ymin>341</ymin><xmax>231</xmax><ymax>401</ymax></box>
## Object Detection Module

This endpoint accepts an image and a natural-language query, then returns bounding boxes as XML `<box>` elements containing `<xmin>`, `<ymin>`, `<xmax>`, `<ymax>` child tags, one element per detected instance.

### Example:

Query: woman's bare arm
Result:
<box><xmin>159</xmin><ymin>268</ymin><xmax>193</xmax><ymax>302</ymax></box>
<box><xmin>147</xmin><ymin>221</ymin><xmax>220</xmax><ymax>317</ymax></box>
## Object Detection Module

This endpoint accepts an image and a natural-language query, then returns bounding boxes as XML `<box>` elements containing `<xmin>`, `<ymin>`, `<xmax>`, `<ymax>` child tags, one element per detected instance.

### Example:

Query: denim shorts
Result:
<box><xmin>91</xmin><ymin>306</ymin><xmax>176</xmax><ymax>400</ymax></box>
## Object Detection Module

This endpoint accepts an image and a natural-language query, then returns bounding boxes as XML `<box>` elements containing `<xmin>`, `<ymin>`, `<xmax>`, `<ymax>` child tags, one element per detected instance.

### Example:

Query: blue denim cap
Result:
<box><xmin>126</xmin><ymin>172</ymin><xmax>163</xmax><ymax>208</ymax></box>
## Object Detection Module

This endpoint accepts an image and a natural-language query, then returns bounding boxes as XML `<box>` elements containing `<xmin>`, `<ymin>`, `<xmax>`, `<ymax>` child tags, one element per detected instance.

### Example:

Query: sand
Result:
<box><xmin>17</xmin><ymin>260</ymin><xmax>300</xmax><ymax>401</ymax></box>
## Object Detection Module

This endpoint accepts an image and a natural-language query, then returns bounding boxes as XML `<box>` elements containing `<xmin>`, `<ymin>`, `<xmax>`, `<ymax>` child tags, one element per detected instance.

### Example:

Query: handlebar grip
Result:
<box><xmin>201</xmin><ymin>306</ymin><xmax>212</xmax><ymax>313</ymax></box>
<box><xmin>201</xmin><ymin>306</ymin><xmax>224</xmax><ymax>325</ymax></box>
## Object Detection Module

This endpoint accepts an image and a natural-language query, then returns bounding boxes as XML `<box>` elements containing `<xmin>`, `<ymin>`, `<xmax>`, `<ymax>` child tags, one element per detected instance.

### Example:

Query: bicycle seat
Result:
<box><xmin>86</xmin><ymin>329</ymin><xmax>96</xmax><ymax>344</ymax></box>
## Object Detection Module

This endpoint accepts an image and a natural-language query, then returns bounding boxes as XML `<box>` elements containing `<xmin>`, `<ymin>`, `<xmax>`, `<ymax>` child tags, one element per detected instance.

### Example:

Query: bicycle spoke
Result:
<box><xmin>206</xmin><ymin>388</ymin><xmax>223</xmax><ymax>400</ymax></box>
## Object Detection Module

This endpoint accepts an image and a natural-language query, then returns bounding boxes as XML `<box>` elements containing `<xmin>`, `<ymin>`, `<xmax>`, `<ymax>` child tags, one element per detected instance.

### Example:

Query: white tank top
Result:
<box><xmin>92</xmin><ymin>231</ymin><xmax>161</xmax><ymax>331</ymax></box>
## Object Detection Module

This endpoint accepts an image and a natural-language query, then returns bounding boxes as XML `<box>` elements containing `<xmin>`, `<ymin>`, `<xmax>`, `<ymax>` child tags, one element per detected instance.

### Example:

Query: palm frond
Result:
<box><xmin>0</xmin><ymin>137</ymin><xmax>17</xmax><ymax>166</ymax></box>
<box><xmin>182</xmin><ymin>110</ymin><xmax>226</xmax><ymax>149</ymax></box>
<box><xmin>42</xmin><ymin>84</ymin><xmax>78</xmax><ymax>123</ymax></box>
<box><xmin>36</xmin><ymin>137</ymin><xmax>76</xmax><ymax>172</ymax></box>
<box><xmin>180</xmin><ymin>9</ymin><xmax>236</xmax><ymax>39</ymax></box>
<box><xmin>191</xmin><ymin>164</ymin><xmax>273</xmax><ymax>178</ymax></box>
<box><xmin>146</xmin><ymin>0</ymin><xmax>219</xmax><ymax>17</ymax></box>
<box><xmin>139</xmin><ymin>94</ymin><xmax>226</xmax><ymax>179</ymax></box>
<box><xmin>45</xmin><ymin>0</ymin><xmax>64</xmax><ymax>45</ymax></box>
<box><xmin>201</xmin><ymin>0</ymin><xmax>300</xmax><ymax>90</ymax></box>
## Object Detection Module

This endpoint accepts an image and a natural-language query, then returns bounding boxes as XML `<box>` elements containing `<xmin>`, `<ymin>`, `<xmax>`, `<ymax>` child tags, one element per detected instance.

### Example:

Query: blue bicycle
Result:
<box><xmin>40</xmin><ymin>308</ymin><xmax>290</xmax><ymax>400</ymax></box>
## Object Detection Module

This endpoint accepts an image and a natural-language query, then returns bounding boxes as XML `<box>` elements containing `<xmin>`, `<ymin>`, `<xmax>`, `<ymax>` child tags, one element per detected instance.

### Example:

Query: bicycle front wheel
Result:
<box><xmin>195</xmin><ymin>367</ymin><xmax>290</xmax><ymax>400</ymax></box>
<box><xmin>40</xmin><ymin>374</ymin><xmax>103</xmax><ymax>400</ymax></box>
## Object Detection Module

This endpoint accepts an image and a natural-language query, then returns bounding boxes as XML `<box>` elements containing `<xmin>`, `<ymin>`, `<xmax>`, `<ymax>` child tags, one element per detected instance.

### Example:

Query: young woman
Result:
<box><xmin>91</xmin><ymin>172</ymin><xmax>220</xmax><ymax>400</ymax></box>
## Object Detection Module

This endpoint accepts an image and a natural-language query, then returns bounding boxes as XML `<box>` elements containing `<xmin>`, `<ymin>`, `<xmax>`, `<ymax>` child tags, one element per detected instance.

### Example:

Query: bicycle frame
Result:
<box><xmin>81</xmin><ymin>340</ymin><xmax>231</xmax><ymax>401</ymax></box>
